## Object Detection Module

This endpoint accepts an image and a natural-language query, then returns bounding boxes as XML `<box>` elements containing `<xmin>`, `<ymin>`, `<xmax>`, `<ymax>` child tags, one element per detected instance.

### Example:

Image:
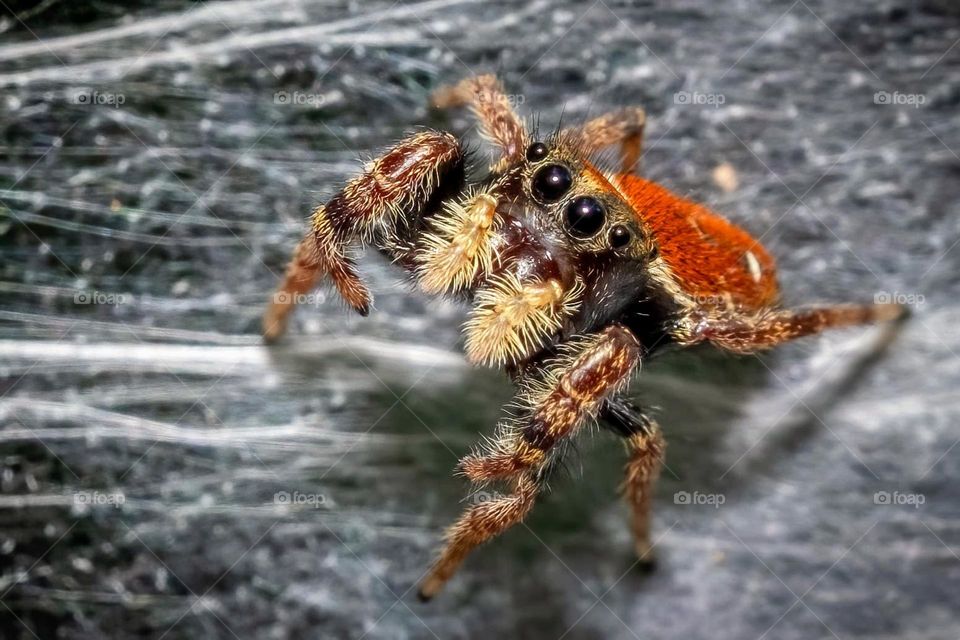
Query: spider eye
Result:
<box><xmin>608</xmin><ymin>224</ymin><xmax>631</xmax><ymax>248</ymax></box>
<box><xmin>531</xmin><ymin>164</ymin><xmax>573</xmax><ymax>203</ymax></box>
<box><xmin>526</xmin><ymin>142</ymin><xmax>549</xmax><ymax>162</ymax></box>
<box><xmin>565</xmin><ymin>196</ymin><xmax>606</xmax><ymax>238</ymax></box>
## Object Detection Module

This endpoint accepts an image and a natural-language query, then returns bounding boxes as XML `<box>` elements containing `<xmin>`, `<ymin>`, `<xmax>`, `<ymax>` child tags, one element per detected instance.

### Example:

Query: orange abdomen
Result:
<box><xmin>614</xmin><ymin>174</ymin><xmax>780</xmax><ymax>311</ymax></box>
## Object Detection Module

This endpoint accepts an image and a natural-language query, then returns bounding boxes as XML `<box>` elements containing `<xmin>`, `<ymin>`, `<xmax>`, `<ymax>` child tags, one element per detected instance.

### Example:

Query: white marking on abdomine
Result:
<box><xmin>744</xmin><ymin>250</ymin><xmax>762</xmax><ymax>283</ymax></box>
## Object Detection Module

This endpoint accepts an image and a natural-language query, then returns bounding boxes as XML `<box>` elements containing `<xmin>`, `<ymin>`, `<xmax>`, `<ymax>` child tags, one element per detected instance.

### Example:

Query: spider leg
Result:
<box><xmin>431</xmin><ymin>74</ymin><xmax>527</xmax><ymax>164</ymax></box>
<box><xmin>602</xmin><ymin>402</ymin><xmax>665</xmax><ymax>565</ymax></box>
<box><xmin>418</xmin><ymin>325</ymin><xmax>641</xmax><ymax>600</ymax></box>
<box><xmin>683</xmin><ymin>302</ymin><xmax>908</xmax><ymax>353</ymax></box>
<box><xmin>263</xmin><ymin>131</ymin><xmax>463</xmax><ymax>340</ymax></box>
<box><xmin>262</xmin><ymin>231</ymin><xmax>327</xmax><ymax>342</ymax></box>
<box><xmin>563</xmin><ymin>107</ymin><xmax>646</xmax><ymax>174</ymax></box>
<box><xmin>461</xmin><ymin>324</ymin><xmax>642</xmax><ymax>481</ymax></box>
<box><xmin>418</xmin><ymin>471</ymin><xmax>539</xmax><ymax>601</ymax></box>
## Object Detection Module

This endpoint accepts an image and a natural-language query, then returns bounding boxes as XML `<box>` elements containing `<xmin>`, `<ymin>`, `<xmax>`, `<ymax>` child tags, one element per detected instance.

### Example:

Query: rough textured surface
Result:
<box><xmin>1</xmin><ymin>1</ymin><xmax>958</xmax><ymax>638</ymax></box>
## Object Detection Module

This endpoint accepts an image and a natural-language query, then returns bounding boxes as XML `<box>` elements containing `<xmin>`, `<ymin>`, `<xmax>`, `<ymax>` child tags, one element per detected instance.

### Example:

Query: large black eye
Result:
<box><xmin>532</xmin><ymin>164</ymin><xmax>573</xmax><ymax>203</ymax></box>
<box><xmin>526</xmin><ymin>142</ymin><xmax>548</xmax><ymax>162</ymax></box>
<box><xmin>565</xmin><ymin>196</ymin><xmax>606</xmax><ymax>238</ymax></box>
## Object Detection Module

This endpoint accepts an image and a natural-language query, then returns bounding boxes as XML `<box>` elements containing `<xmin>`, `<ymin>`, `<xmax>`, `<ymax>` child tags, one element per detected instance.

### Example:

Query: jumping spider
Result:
<box><xmin>264</xmin><ymin>75</ymin><xmax>905</xmax><ymax>600</ymax></box>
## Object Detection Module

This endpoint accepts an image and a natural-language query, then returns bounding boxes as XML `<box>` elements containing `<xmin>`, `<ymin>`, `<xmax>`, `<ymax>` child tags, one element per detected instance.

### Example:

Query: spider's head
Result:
<box><xmin>520</xmin><ymin>135</ymin><xmax>658</xmax><ymax>264</ymax></box>
<box><xmin>462</xmin><ymin>134</ymin><xmax>660</xmax><ymax>366</ymax></box>
<box><xmin>521</xmin><ymin>135</ymin><xmax>663</xmax><ymax>331</ymax></box>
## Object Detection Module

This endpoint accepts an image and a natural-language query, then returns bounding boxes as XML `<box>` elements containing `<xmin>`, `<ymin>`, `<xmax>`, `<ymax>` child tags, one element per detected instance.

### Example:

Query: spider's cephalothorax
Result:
<box><xmin>264</xmin><ymin>75</ymin><xmax>906</xmax><ymax>600</ymax></box>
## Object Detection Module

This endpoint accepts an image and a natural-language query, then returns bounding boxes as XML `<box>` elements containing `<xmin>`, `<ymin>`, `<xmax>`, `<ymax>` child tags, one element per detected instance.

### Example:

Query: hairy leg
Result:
<box><xmin>418</xmin><ymin>472</ymin><xmax>539</xmax><ymax>601</ymax></box>
<box><xmin>618</xmin><ymin>412</ymin><xmax>665</xmax><ymax>564</ymax></box>
<box><xmin>460</xmin><ymin>324</ymin><xmax>642</xmax><ymax>483</ymax></box>
<box><xmin>262</xmin><ymin>232</ymin><xmax>331</xmax><ymax>342</ymax></box>
<box><xmin>263</xmin><ymin>131</ymin><xmax>462</xmax><ymax>339</ymax></box>
<box><xmin>564</xmin><ymin>107</ymin><xmax>646</xmax><ymax>174</ymax></box>
<box><xmin>419</xmin><ymin>325</ymin><xmax>643</xmax><ymax>599</ymax></box>
<box><xmin>685</xmin><ymin>303</ymin><xmax>907</xmax><ymax>353</ymax></box>
<box><xmin>431</xmin><ymin>74</ymin><xmax>527</xmax><ymax>164</ymax></box>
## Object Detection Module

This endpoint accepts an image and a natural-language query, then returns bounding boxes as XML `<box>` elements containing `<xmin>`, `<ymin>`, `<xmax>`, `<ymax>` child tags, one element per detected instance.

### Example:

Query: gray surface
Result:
<box><xmin>1</xmin><ymin>1</ymin><xmax>958</xmax><ymax>638</ymax></box>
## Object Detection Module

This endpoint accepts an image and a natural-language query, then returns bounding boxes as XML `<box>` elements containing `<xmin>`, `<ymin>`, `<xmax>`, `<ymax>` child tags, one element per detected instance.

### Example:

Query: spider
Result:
<box><xmin>262</xmin><ymin>75</ymin><xmax>905</xmax><ymax>600</ymax></box>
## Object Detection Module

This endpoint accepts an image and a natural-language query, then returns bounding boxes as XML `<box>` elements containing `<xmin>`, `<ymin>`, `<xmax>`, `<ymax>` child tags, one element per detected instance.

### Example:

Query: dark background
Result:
<box><xmin>1</xmin><ymin>1</ymin><xmax>958</xmax><ymax>638</ymax></box>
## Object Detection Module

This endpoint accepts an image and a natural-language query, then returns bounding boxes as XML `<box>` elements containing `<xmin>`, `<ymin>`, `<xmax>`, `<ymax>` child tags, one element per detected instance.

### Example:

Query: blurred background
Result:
<box><xmin>1</xmin><ymin>1</ymin><xmax>958</xmax><ymax>638</ymax></box>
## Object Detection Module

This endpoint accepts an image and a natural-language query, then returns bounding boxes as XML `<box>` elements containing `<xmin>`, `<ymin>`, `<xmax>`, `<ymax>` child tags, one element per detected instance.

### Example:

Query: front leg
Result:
<box><xmin>563</xmin><ymin>107</ymin><xmax>646</xmax><ymax>174</ymax></box>
<box><xmin>431</xmin><ymin>74</ymin><xmax>527</xmax><ymax>166</ymax></box>
<box><xmin>419</xmin><ymin>325</ymin><xmax>641</xmax><ymax>599</ymax></box>
<box><xmin>263</xmin><ymin>131</ymin><xmax>462</xmax><ymax>340</ymax></box>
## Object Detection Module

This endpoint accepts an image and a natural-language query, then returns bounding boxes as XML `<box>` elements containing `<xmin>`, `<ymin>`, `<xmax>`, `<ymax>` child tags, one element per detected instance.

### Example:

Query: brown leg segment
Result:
<box><xmin>688</xmin><ymin>303</ymin><xmax>907</xmax><ymax>354</ymax></box>
<box><xmin>418</xmin><ymin>472</ymin><xmax>539</xmax><ymax>601</ymax></box>
<box><xmin>460</xmin><ymin>323</ymin><xmax>642</xmax><ymax>483</ymax></box>
<box><xmin>263</xmin><ymin>131</ymin><xmax>462</xmax><ymax>340</ymax></box>
<box><xmin>598</xmin><ymin>398</ymin><xmax>665</xmax><ymax>564</ymax></box>
<box><xmin>262</xmin><ymin>232</ymin><xmax>328</xmax><ymax>342</ymax></box>
<box><xmin>564</xmin><ymin>107</ymin><xmax>646</xmax><ymax>174</ymax></box>
<box><xmin>620</xmin><ymin>416</ymin><xmax>665</xmax><ymax>564</ymax></box>
<box><xmin>431</xmin><ymin>74</ymin><xmax>527</xmax><ymax>163</ymax></box>
<box><xmin>418</xmin><ymin>326</ymin><xmax>642</xmax><ymax>600</ymax></box>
